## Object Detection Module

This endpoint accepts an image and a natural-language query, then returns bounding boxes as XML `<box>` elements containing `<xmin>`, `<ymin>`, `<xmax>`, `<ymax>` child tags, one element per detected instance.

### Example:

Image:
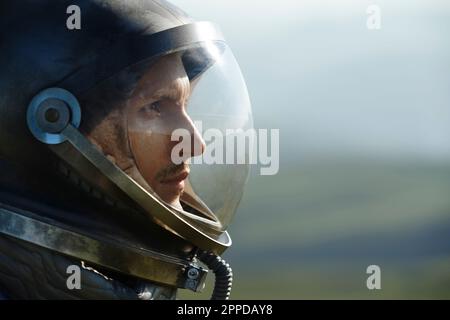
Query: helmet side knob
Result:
<box><xmin>27</xmin><ymin>88</ymin><xmax>81</xmax><ymax>144</ymax></box>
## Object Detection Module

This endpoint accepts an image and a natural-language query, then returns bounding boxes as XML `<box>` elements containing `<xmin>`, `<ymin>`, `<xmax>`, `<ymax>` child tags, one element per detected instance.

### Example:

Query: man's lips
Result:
<box><xmin>159</xmin><ymin>170</ymin><xmax>189</xmax><ymax>184</ymax></box>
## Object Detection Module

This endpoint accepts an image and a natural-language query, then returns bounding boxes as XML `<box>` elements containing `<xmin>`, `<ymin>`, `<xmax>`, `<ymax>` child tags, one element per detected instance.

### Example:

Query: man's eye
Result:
<box><xmin>141</xmin><ymin>101</ymin><xmax>161</xmax><ymax>115</ymax></box>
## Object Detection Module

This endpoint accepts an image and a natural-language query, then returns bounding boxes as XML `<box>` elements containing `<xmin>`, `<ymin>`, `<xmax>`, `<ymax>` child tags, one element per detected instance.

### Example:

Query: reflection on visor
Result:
<box><xmin>181</xmin><ymin>44</ymin><xmax>253</xmax><ymax>229</ymax></box>
<box><xmin>182</xmin><ymin>42</ymin><xmax>226</xmax><ymax>80</ymax></box>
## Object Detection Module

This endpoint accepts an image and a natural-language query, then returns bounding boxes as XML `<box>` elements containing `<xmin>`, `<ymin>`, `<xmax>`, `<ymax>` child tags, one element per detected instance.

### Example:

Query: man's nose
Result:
<box><xmin>176</xmin><ymin>112</ymin><xmax>205</xmax><ymax>159</ymax></box>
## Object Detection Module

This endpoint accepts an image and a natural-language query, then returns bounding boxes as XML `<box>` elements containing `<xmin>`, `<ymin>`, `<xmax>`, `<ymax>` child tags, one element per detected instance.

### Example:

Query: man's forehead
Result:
<box><xmin>133</xmin><ymin>54</ymin><xmax>190</xmax><ymax>103</ymax></box>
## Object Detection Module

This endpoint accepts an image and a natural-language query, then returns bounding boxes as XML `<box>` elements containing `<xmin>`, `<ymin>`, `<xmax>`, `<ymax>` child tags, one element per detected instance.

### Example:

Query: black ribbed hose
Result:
<box><xmin>197</xmin><ymin>251</ymin><xmax>233</xmax><ymax>300</ymax></box>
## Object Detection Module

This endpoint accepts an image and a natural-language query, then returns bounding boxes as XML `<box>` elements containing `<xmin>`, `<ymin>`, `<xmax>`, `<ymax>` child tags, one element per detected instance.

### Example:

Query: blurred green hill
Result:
<box><xmin>180</xmin><ymin>161</ymin><xmax>450</xmax><ymax>299</ymax></box>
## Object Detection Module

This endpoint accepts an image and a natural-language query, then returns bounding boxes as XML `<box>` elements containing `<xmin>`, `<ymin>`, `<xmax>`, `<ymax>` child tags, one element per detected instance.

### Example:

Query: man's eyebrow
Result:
<box><xmin>153</xmin><ymin>77</ymin><xmax>190</xmax><ymax>103</ymax></box>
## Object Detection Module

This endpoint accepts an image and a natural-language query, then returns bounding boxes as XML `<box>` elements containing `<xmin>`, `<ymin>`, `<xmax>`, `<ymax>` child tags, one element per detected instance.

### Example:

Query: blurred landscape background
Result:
<box><xmin>173</xmin><ymin>0</ymin><xmax>450</xmax><ymax>299</ymax></box>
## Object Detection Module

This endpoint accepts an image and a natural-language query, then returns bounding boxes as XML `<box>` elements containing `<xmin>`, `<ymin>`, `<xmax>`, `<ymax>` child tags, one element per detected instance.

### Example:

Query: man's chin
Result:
<box><xmin>155</xmin><ymin>186</ymin><xmax>183</xmax><ymax>210</ymax></box>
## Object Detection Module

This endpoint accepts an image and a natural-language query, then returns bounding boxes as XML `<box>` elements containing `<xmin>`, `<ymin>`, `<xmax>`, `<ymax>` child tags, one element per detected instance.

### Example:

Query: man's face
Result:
<box><xmin>126</xmin><ymin>54</ymin><xmax>205</xmax><ymax>210</ymax></box>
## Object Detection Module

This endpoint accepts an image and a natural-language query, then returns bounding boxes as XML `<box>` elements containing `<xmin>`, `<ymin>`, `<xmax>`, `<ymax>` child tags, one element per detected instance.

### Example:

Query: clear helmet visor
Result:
<box><xmin>120</xmin><ymin>41</ymin><xmax>252</xmax><ymax>234</ymax></box>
